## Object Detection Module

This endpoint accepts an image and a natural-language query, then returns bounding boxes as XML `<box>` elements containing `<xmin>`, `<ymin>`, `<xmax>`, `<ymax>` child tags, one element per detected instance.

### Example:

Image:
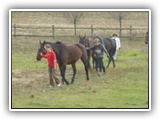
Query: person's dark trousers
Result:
<box><xmin>97</xmin><ymin>57</ymin><xmax>103</xmax><ymax>72</ymax></box>
<box><xmin>48</xmin><ymin>67</ymin><xmax>60</xmax><ymax>86</ymax></box>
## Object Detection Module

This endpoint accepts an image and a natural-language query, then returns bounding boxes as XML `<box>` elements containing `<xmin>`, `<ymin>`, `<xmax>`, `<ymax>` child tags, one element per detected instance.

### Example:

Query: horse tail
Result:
<box><xmin>112</xmin><ymin>39</ymin><xmax>117</xmax><ymax>56</ymax></box>
<box><xmin>75</xmin><ymin>43</ymin><xmax>89</xmax><ymax>69</ymax></box>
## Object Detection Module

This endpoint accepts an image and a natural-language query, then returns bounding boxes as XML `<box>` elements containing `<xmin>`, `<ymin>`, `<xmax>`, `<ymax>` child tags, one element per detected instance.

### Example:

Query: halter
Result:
<box><xmin>38</xmin><ymin>46</ymin><xmax>47</xmax><ymax>55</ymax></box>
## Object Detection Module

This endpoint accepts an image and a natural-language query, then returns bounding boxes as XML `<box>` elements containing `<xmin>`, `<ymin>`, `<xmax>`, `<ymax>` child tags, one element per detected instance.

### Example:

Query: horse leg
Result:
<box><xmin>81</xmin><ymin>57</ymin><xmax>89</xmax><ymax>81</ymax></box>
<box><xmin>106</xmin><ymin>57</ymin><xmax>112</xmax><ymax>68</ymax></box>
<box><xmin>112</xmin><ymin>57</ymin><xmax>116</xmax><ymax>68</ymax></box>
<box><xmin>87</xmin><ymin>51</ymin><xmax>91</xmax><ymax>70</ymax></box>
<box><xmin>61</xmin><ymin>67</ymin><xmax>65</xmax><ymax>84</ymax></box>
<box><xmin>59</xmin><ymin>64</ymin><xmax>64</xmax><ymax>84</ymax></box>
<box><xmin>92</xmin><ymin>56</ymin><xmax>95</xmax><ymax>69</ymax></box>
<box><xmin>102</xmin><ymin>60</ymin><xmax>106</xmax><ymax>73</ymax></box>
<box><xmin>62</xmin><ymin>65</ymin><xmax>69</xmax><ymax>84</ymax></box>
<box><xmin>59</xmin><ymin>64</ymin><xmax>69</xmax><ymax>85</ymax></box>
<box><xmin>71</xmin><ymin>63</ymin><xmax>77</xmax><ymax>84</ymax></box>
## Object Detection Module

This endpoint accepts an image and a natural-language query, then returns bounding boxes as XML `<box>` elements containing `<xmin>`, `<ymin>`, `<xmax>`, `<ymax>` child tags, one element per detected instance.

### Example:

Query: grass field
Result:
<box><xmin>11</xmin><ymin>36</ymin><xmax>148</xmax><ymax>109</ymax></box>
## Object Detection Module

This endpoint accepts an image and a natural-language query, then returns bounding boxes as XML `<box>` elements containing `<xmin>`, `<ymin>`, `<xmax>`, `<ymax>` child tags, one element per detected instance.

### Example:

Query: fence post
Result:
<box><xmin>130</xmin><ymin>25</ymin><xmax>132</xmax><ymax>40</ymax></box>
<box><xmin>14</xmin><ymin>23</ymin><xmax>16</xmax><ymax>37</ymax></box>
<box><xmin>52</xmin><ymin>25</ymin><xmax>55</xmax><ymax>38</ymax></box>
<box><xmin>91</xmin><ymin>25</ymin><xmax>93</xmax><ymax>36</ymax></box>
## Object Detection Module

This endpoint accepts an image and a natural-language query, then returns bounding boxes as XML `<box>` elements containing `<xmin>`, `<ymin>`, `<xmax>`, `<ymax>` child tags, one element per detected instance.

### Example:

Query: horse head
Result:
<box><xmin>79</xmin><ymin>34</ymin><xmax>86</xmax><ymax>46</ymax></box>
<box><xmin>36</xmin><ymin>40</ymin><xmax>47</xmax><ymax>61</ymax></box>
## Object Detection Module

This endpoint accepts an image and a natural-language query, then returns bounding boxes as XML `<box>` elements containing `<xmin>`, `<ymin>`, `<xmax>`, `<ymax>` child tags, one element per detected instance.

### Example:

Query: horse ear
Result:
<box><xmin>84</xmin><ymin>34</ymin><xmax>86</xmax><ymax>39</ymax></box>
<box><xmin>39</xmin><ymin>40</ymin><xmax>42</xmax><ymax>44</ymax></box>
<box><xmin>43</xmin><ymin>40</ymin><xmax>46</xmax><ymax>44</ymax></box>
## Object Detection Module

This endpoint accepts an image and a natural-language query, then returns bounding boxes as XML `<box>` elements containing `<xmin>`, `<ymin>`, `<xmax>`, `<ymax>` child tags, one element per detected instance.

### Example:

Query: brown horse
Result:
<box><xmin>145</xmin><ymin>31</ymin><xmax>148</xmax><ymax>44</ymax></box>
<box><xmin>36</xmin><ymin>41</ymin><xmax>89</xmax><ymax>84</ymax></box>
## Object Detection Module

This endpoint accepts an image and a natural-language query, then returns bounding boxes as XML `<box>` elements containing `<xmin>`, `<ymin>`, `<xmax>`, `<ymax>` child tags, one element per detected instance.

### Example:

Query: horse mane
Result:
<box><xmin>55</xmin><ymin>41</ymin><xmax>62</xmax><ymax>44</ymax></box>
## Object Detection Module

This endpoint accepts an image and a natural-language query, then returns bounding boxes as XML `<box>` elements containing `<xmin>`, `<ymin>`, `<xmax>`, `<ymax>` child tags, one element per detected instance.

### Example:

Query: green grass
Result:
<box><xmin>11</xmin><ymin>37</ymin><xmax>149</xmax><ymax>109</ymax></box>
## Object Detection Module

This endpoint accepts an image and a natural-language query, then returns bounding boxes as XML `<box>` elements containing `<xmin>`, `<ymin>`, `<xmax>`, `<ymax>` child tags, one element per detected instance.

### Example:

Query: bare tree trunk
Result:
<box><xmin>62</xmin><ymin>12</ymin><xmax>86</xmax><ymax>36</ymax></box>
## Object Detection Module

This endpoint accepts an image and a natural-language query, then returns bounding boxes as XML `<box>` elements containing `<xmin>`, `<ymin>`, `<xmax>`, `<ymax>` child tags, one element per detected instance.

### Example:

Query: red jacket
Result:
<box><xmin>41</xmin><ymin>51</ymin><xmax>57</xmax><ymax>69</ymax></box>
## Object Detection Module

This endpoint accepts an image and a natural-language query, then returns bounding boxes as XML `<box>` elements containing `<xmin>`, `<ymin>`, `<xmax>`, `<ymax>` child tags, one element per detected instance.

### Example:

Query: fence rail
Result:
<box><xmin>12</xmin><ymin>24</ymin><xmax>148</xmax><ymax>39</ymax></box>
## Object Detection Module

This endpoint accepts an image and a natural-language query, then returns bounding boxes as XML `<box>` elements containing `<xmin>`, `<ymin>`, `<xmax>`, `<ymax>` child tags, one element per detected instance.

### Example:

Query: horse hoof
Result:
<box><xmin>66</xmin><ymin>82</ymin><xmax>69</xmax><ymax>85</ymax></box>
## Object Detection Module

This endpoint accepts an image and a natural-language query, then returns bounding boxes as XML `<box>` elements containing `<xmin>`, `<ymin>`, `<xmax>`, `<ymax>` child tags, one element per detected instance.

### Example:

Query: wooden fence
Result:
<box><xmin>12</xmin><ymin>24</ymin><xmax>148</xmax><ymax>39</ymax></box>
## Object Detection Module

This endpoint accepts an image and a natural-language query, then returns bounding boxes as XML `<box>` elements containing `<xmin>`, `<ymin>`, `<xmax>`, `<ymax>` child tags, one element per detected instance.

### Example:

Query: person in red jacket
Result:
<box><xmin>40</xmin><ymin>44</ymin><xmax>61</xmax><ymax>88</ymax></box>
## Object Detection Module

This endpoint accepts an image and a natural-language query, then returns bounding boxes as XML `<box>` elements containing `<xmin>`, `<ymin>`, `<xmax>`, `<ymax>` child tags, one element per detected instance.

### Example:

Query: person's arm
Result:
<box><xmin>100</xmin><ymin>44</ymin><xmax>110</xmax><ymax>58</ymax></box>
<box><xmin>52</xmin><ymin>52</ymin><xmax>57</xmax><ymax>70</ymax></box>
<box><xmin>86</xmin><ymin>46</ymin><xmax>95</xmax><ymax>51</ymax></box>
<box><xmin>98</xmin><ymin>36</ymin><xmax>105</xmax><ymax>45</ymax></box>
<box><xmin>40</xmin><ymin>53</ymin><xmax>48</xmax><ymax>59</ymax></box>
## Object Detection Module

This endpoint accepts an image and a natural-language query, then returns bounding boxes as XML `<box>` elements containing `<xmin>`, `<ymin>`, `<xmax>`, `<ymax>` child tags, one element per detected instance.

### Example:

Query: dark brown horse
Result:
<box><xmin>145</xmin><ymin>31</ymin><xmax>148</xmax><ymax>44</ymax></box>
<box><xmin>79</xmin><ymin>35</ymin><xmax>116</xmax><ymax>69</ymax></box>
<box><xmin>36</xmin><ymin>41</ymin><xmax>89</xmax><ymax>84</ymax></box>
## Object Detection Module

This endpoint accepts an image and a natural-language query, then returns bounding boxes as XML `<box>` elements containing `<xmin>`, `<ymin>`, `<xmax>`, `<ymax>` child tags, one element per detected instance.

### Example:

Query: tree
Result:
<box><xmin>62</xmin><ymin>12</ymin><xmax>85</xmax><ymax>36</ymax></box>
<box><xmin>109</xmin><ymin>12</ymin><xmax>130</xmax><ymax>37</ymax></box>
<box><xmin>97</xmin><ymin>12</ymin><xmax>130</xmax><ymax>37</ymax></box>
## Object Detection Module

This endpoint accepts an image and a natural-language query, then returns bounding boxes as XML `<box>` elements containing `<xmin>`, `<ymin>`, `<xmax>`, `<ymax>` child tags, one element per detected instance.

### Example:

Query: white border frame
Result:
<box><xmin>9</xmin><ymin>9</ymin><xmax>151</xmax><ymax>111</ymax></box>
